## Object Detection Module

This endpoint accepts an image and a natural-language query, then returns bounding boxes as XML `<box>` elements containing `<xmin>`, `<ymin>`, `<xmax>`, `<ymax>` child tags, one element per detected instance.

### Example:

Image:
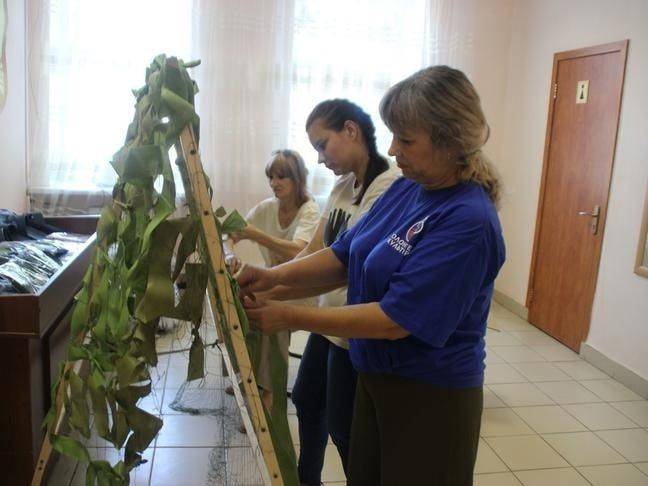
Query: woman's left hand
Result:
<box><xmin>242</xmin><ymin>297</ymin><xmax>293</xmax><ymax>335</ymax></box>
<box><xmin>230</xmin><ymin>224</ymin><xmax>258</xmax><ymax>244</ymax></box>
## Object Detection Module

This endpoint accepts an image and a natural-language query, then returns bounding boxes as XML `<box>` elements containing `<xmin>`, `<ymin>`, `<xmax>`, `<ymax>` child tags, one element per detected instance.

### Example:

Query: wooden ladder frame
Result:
<box><xmin>31</xmin><ymin>124</ymin><xmax>284</xmax><ymax>485</ymax></box>
<box><xmin>178</xmin><ymin>125</ymin><xmax>283</xmax><ymax>485</ymax></box>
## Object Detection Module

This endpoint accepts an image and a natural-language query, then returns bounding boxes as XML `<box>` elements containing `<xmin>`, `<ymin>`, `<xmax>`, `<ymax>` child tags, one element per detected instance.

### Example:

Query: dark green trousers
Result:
<box><xmin>348</xmin><ymin>372</ymin><xmax>482</xmax><ymax>486</ymax></box>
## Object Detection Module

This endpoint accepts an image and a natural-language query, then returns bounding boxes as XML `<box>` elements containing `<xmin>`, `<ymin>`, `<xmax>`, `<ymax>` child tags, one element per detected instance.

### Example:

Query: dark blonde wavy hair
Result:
<box><xmin>379</xmin><ymin>65</ymin><xmax>501</xmax><ymax>207</ymax></box>
<box><xmin>264</xmin><ymin>149</ymin><xmax>311</xmax><ymax>207</ymax></box>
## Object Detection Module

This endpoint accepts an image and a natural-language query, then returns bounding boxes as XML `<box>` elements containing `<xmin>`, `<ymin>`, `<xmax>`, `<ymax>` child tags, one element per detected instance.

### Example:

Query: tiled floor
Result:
<box><xmin>475</xmin><ymin>302</ymin><xmax>648</xmax><ymax>485</ymax></box>
<box><xmin>66</xmin><ymin>302</ymin><xmax>648</xmax><ymax>485</ymax></box>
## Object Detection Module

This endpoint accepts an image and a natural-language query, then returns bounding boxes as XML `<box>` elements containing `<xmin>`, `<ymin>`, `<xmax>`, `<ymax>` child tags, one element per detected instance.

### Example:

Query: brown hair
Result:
<box><xmin>379</xmin><ymin>65</ymin><xmax>501</xmax><ymax>207</ymax></box>
<box><xmin>306</xmin><ymin>99</ymin><xmax>389</xmax><ymax>205</ymax></box>
<box><xmin>265</xmin><ymin>149</ymin><xmax>310</xmax><ymax>207</ymax></box>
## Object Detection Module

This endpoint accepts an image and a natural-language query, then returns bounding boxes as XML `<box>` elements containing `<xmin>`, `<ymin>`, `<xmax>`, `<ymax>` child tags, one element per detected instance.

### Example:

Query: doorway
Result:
<box><xmin>527</xmin><ymin>40</ymin><xmax>629</xmax><ymax>351</ymax></box>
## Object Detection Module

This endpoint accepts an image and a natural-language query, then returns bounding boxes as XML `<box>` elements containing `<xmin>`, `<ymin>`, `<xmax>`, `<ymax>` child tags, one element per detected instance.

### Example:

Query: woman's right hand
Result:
<box><xmin>236</xmin><ymin>264</ymin><xmax>279</xmax><ymax>296</ymax></box>
<box><xmin>225</xmin><ymin>254</ymin><xmax>242</xmax><ymax>274</ymax></box>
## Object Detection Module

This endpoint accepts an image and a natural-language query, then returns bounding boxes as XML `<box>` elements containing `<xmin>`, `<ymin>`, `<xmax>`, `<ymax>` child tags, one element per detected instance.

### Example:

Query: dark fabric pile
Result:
<box><xmin>0</xmin><ymin>210</ymin><xmax>88</xmax><ymax>294</ymax></box>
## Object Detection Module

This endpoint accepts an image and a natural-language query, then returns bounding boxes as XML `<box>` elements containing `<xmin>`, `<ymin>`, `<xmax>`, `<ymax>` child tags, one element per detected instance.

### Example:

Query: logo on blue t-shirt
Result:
<box><xmin>386</xmin><ymin>216</ymin><xmax>428</xmax><ymax>256</ymax></box>
<box><xmin>406</xmin><ymin>216</ymin><xmax>428</xmax><ymax>242</ymax></box>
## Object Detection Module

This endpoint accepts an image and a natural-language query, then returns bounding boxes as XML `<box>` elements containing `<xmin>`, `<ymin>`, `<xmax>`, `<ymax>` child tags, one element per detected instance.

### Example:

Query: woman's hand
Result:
<box><xmin>229</xmin><ymin>224</ymin><xmax>258</xmax><ymax>244</ymax></box>
<box><xmin>225</xmin><ymin>254</ymin><xmax>242</xmax><ymax>274</ymax></box>
<box><xmin>236</xmin><ymin>264</ymin><xmax>279</xmax><ymax>295</ymax></box>
<box><xmin>242</xmin><ymin>298</ymin><xmax>293</xmax><ymax>335</ymax></box>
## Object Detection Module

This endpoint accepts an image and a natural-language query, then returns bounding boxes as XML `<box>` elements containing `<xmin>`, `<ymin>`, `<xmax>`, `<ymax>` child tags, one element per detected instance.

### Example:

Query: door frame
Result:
<box><xmin>526</xmin><ymin>40</ymin><xmax>629</xmax><ymax>344</ymax></box>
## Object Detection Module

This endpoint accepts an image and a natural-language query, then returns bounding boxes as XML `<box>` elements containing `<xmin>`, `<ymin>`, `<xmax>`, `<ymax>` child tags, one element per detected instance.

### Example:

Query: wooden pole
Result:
<box><xmin>179</xmin><ymin>125</ymin><xmax>284</xmax><ymax>485</ymax></box>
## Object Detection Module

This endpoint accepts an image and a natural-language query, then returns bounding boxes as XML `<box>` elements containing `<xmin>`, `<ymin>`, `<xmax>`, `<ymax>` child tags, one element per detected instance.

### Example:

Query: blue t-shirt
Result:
<box><xmin>330</xmin><ymin>177</ymin><xmax>506</xmax><ymax>388</ymax></box>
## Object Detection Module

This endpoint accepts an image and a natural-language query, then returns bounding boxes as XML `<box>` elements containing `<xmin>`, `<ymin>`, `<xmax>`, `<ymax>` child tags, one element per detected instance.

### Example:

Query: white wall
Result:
<box><xmin>469</xmin><ymin>0</ymin><xmax>514</xmax><ymax>166</ymax></box>
<box><xmin>495</xmin><ymin>0</ymin><xmax>648</xmax><ymax>379</ymax></box>
<box><xmin>0</xmin><ymin>0</ymin><xmax>26</xmax><ymax>211</ymax></box>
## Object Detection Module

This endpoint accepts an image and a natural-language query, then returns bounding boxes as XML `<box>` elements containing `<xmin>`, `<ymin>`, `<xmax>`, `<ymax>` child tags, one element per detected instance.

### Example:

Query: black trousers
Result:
<box><xmin>348</xmin><ymin>372</ymin><xmax>483</xmax><ymax>486</ymax></box>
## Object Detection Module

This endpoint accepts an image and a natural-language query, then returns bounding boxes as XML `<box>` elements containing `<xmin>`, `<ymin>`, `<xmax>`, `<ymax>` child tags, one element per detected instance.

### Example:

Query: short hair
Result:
<box><xmin>265</xmin><ymin>149</ymin><xmax>310</xmax><ymax>207</ymax></box>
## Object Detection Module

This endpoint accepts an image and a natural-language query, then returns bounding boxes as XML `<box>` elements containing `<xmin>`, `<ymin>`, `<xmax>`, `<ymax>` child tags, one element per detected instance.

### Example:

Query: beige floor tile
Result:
<box><xmin>485</xmin><ymin>331</ymin><xmax>523</xmax><ymax>346</ymax></box>
<box><xmin>514</xmin><ymin>467</ymin><xmax>591</xmax><ymax>486</ymax></box>
<box><xmin>530</xmin><ymin>344</ymin><xmax>582</xmax><ymax>362</ymax></box>
<box><xmin>612</xmin><ymin>401</ymin><xmax>648</xmax><ymax>427</ymax></box>
<box><xmin>287</xmin><ymin>397</ymin><xmax>297</xmax><ymax>414</ymax></box>
<box><xmin>543</xmin><ymin>431</ymin><xmax>626</xmax><ymax>466</ymax></box>
<box><xmin>488</xmin><ymin>301</ymin><xmax>509</xmax><ymax>315</ymax></box>
<box><xmin>509</xmin><ymin>330</ymin><xmax>559</xmax><ymax>346</ymax></box>
<box><xmin>484</xmin><ymin>386</ymin><xmax>508</xmax><ymax>408</ymax></box>
<box><xmin>151</xmin><ymin>364</ymin><xmax>169</xmax><ymax>390</ymax></box>
<box><xmin>288</xmin><ymin>365</ymin><xmax>299</xmax><ymax>391</ymax></box>
<box><xmin>484</xmin><ymin>363</ymin><xmax>528</xmax><ymax>385</ymax></box>
<box><xmin>563</xmin><ymin>403</ymin><xmax>639</xmax><ymax>430</ymax></box>
<box><xmin>137</xmin><ymin>389</ymin><xmax>165</xmax><ymax>415</ymax></box>
<box><xmin>582</xmin><ymin>380</ymin><xmax>644</xmax><ymax>402</ymax></box>
<box><xmin>489</xmin><ymin>383</ymin><xmax>554</xmax><ymax>407</ymax></box>
<box><xmin>485</xmin><ymin>347</ymin><xmax>506</xmax><ymax>364</ymax></box>
<box><xmin>512</xmin><ymin>405</ymin><xmax>587</xmax><ymax>434</ymax></box>
<box><xmin>512</xmin><ymin>362</ymin><xmax>572</xmax><ymax>382</ymax></box>
<box><xmin>322</xmin><ymin>444</ymin><xmax>346</xmax><ymax>483</ymax></box>
<box><xmin>489</xmin><ymin>314</ymin><xmax>538</xmax><ymax>332</ymax></box>
<box><xmin>160</xmin><ymin>388</ymin><xmax>182</xmax><ymax>414</ymax></box>
<box><xmin>474</xmin><ymin>439</ymin><xmax>509</xmax><ymax>474</ymax></box>
<box><xmin>490</xmin><ymin>345</ymin><xmax>546</xmax><ymax>363</ymax></box>
<box><xmin>578</xmin><ymin>464</ymin><xmax>648</xmax><ymax>486</ymax></box>
<box><xmin>486</xmin><ymin>435</ymin><xmax>569</xmax><ymax>470</ymax></box>
<box><xmin>480</xmin><ymin>408</ymin><xmax>535</xmax><ymax>437</ymax></box>
<box><xmin>596</xmin><ymin>429</ymin><xmax>648</xmax><ymax>462</ymax></box>
<box><xmin>535</xmin><ymin>381</ymin><xmax>603</xmax><ymax>404</ymax></box>
<box><xmin>635</xmin><ymin>463</ymin><xmax>648</xmax><ymax>475</ymax></box>
<box><xmin>555</xmin><ymin>361</ymin><xmax>609</xmax><ymax>380</ymax></box>
<box><xmin>165</xmin><ymin>365</ymin><xmax>226</xmax><ymax>389</ymax></box>
<box><xmin>171</xmin><ymin>334</ymin><xmax>194</xmax><ymax>352</ymax></box>
<box><xmin>474</xmin><ymin>472</ymin><xmax>522</xmax><ymax>485</ymax></box>
<box><xmin>155</xmin><ymin>415</ymin><xmax>223</xmax><ymax>447</ymax></box>
<box><xmin>150</xmin><ymin>447</ymin><xmax>221</xmax><ymax>486</ymax></box>
<box><xmin>204</xmin><ymin>351</ymin><xmax>224</xmax><ymax>375</ymax></box>
<box><xmin>288</xmin><ymin>354</ymin><xmax>302</xmax><ymax>370</ymax></box>
<box><xmin>288</xmin><ymin>414</ymin><xmax>299</xmax><ymax>445</ymax></box>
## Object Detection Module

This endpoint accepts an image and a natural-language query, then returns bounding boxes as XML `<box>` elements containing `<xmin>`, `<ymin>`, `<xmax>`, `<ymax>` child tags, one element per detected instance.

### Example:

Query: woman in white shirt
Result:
<box><xmin>228</xmin><ymin>149</ymin><xmax>320</xmax><ymax>411</ymax></box>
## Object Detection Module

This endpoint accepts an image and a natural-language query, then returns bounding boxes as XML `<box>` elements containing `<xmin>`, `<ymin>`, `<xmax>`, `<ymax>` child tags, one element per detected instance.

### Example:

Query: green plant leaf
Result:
<box><xmin>221</xmin><ymin>210</ymin><xmax>247</xmax><ymax>234</ymax></box>
<box><xmin>51</xmin><ymin>434</ymin><xmax>90</xmax><ymax>462</ymax></box>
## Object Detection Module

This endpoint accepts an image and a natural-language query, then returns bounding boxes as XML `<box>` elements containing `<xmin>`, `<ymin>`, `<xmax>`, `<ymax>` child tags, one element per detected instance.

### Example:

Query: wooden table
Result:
<box><xmin>0</xmin><ymin>216</ymin><xmax>97</xmax><ymax>486</ymax></box>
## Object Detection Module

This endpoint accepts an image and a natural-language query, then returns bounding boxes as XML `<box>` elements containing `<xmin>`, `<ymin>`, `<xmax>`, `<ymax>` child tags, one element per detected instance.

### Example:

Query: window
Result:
<box><xmin>288</xmin><ymin>0</ymin><xmax>427</xmax><ymax>204</ymax></box>
<box><xmin>31</xmin><ymin>0</ymin><xmax>431</xmax><ymax>209</ymax></box>
<box><xmin>31</xmin><ymin>0</ymin><xmax>193</xmax><ymax>192</ymax></box>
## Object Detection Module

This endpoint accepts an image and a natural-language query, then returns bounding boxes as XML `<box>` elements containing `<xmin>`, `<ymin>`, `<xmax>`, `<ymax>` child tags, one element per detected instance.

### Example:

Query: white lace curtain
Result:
<box><xmin>27</xmin><ymin>0</ymin><xmax>477</xmax><ymax>215</ymax></box>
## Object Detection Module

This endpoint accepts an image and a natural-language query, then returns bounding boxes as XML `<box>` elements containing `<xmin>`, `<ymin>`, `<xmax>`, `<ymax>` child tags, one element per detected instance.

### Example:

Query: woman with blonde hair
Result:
<box><xmin>238</xmin><ymin>66</ymin><xmax>505</xmax><ymax>485</ymax></box>
<box><xmin>227</xmin><ymin>149</ymin><xmax>320</xmax><ymax>411</ymax></box>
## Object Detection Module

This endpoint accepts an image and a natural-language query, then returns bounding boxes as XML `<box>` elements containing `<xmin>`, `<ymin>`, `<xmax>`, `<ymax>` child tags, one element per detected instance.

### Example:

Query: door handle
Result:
<box><xmin>577</xmin><ymin>205</ymin><xmax>600</xmax><ymax>235</ymax></box>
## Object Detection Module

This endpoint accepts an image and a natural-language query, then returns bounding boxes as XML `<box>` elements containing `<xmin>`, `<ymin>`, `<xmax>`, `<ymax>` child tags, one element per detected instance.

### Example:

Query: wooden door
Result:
<box><xmin>528</xmin><ymin>41</ymin><xmax>628</xmax><ymax>351</ymax></box>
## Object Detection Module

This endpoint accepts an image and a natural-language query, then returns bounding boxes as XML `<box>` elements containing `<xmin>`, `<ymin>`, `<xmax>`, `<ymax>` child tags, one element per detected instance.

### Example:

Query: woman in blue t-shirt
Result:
<box><xmin>237</xmin><ymin>66</ymin><xmax>506</xmax><ymax>485</ymax></box>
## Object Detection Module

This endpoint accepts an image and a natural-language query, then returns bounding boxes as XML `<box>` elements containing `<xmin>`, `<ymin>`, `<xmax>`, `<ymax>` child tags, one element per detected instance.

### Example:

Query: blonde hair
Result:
<box><xmin>379</xmin><ymin>65</ymin><xmax>501</xmax><ymax>207</ymax></box>
<box><xmin>264</xmin><ymin>149</ymin><xmax>310</xmax><ymax>207</ymax></box>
